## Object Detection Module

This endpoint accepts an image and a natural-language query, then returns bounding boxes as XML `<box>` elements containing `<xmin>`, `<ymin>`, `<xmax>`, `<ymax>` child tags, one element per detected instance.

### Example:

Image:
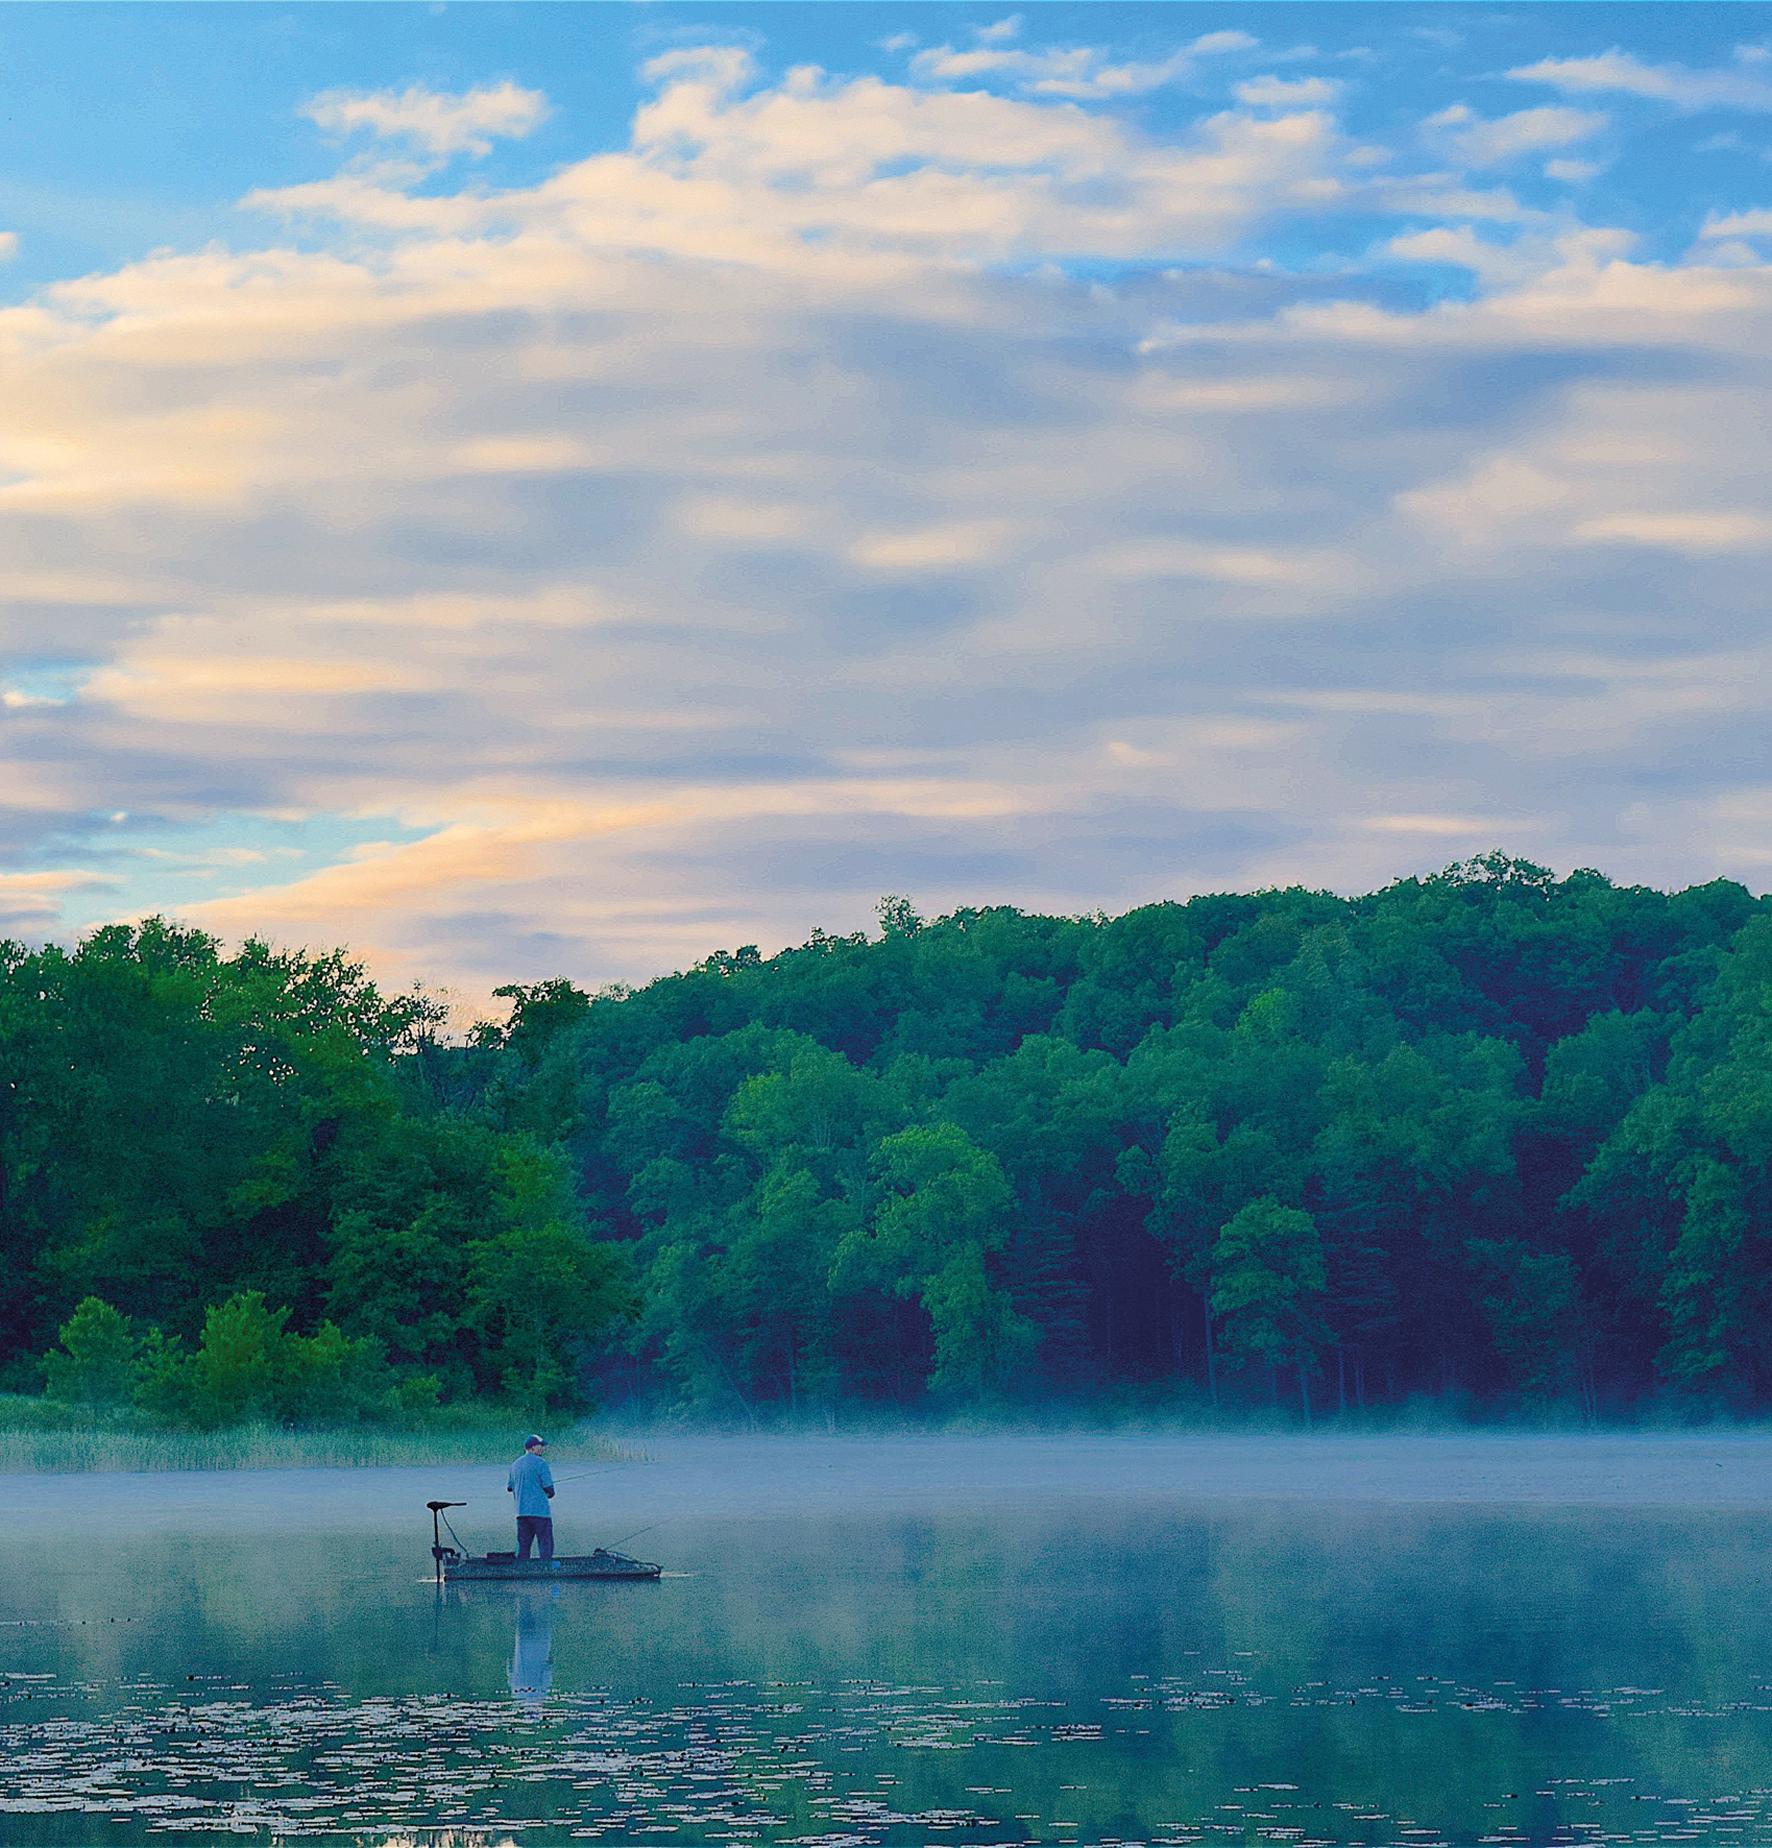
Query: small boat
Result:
<box><xmin>441</xmin><ymin>1547</ymin><xmax>661</xmax><ymax>1583</ymax></box>
<box><xmin>427</xmin><ymin>1501</ymin><xmax>661</xmax><ymax>1583</ymax></box>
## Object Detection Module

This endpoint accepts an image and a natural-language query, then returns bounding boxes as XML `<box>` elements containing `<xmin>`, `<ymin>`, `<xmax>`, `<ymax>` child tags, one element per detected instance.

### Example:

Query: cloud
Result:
<box><xmin>302</xmin><ymin>80</ymin><xmax>549</xmax><ymax>158</ymax></box>
<box><xmin>1573</xmin><ymin>510</ymin><xmax>1772</xmax><ymax>552</ymax></box>
<box><xmin>1700</xmin><ymin>206</ymin><xmax>1772</xmax><ymax>237</ymax></box>
<box><xmin>850</xmin><ymin>520</ymin><xmax>1020</xmax><ymax>572</ymax></box>
<box><xmin>1509</xmin><ymin>49</ymin><xmax>1772</xmax><ymax>112</ymax></box>
<box><xmin>908</xmin><ymin>28</ymin><xmax>1256</xmax><ymax>100</ymax></box>
<box><xmin>1359</xmin><ymin>813</ymin><xmax>1525</xmax><ymax>837</ymax></box>
<box><xmin>1425</xmin><ymin>103</ymin><xmax>1608</xmax><ymax>167</ymax></box>
<box><xmin>1236</xmin><ymin>75</ymin><xmax>1342</xmax><ymax>109</ymax></box>
<box><xmin>0</xmin><ymin>870</ymin><xmax>116</xmax><ymax>931</ymax></box>
<box><xmin>0</xmin><ymin>35</ymin><xmax>1769</xmax><ymax>1004</ymax></box>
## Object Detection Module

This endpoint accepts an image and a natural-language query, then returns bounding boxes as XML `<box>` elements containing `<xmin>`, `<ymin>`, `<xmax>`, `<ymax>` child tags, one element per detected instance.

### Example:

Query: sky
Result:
<box><xmin>1</xmin><ymin>3</ymin><xmax>1770</xmax><ymax>1013</ymax></box>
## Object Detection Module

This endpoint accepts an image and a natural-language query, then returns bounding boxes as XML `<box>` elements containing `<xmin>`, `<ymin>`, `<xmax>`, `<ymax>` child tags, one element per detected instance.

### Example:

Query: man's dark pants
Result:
<box><xmin>517</xmin><ymin>1515</ymin><xmax>555</xmax><ymax>1561</ymax></box>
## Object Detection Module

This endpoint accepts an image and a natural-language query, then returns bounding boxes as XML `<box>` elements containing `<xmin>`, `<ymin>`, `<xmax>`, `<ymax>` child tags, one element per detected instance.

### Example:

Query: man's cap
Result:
<box><xmin>525</xmin><ymin>1434</ymin><xmax>547</xmax><ymax>1449</ymax></box>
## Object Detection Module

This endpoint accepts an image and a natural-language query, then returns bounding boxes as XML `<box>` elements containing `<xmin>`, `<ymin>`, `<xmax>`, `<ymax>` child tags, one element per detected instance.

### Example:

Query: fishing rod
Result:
<box><xmin>550</xmin><ymin>1463</ymin><xmax>629</xmax><ymax>1487</ymax></box>
<box><xmin>602</xmin><ymin>1519</ymin><xmax>666</xmax><ymax>1552</ymax></box>
<box><xmin>428</xmin><ymin>1460</ymin><xmax>628</xmax><ymax>1503</ymax></box>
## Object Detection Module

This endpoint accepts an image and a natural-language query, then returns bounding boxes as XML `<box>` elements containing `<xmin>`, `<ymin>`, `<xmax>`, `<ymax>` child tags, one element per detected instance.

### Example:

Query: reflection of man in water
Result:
<box><xmin>507</xmin><ymin>1434</ymin><xmax>556</xmax><ymax>1561</ymax></box>
<box><xmin>508</xmin><ymin>1587</ymin><xmax>557</xmax><ymax>1718</ymax></box>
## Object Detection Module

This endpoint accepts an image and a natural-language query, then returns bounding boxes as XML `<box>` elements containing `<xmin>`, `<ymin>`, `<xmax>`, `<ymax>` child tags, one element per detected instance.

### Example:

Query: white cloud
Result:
<box><xmin>909</xmin><ymin>28</ymin><xmax>1256</xmax><ymax>100</ymax></box>
<box><xmin>1574</xmin><ymin>510</ymin><xmax>1772</xmax><ymax>552</ymax></box>
<box><xmin>1384</xmin><ymin>225</ymin><xmax>1536</xmax><ymax>286</ymax></box>
<box><xmin>850</xmin><ymin>520</ymin><xmax>1020</xmax><ymax>572</ymax></box>
<box><xmin>1509</xmin><ymin>49</ymin><xmax>1772</xmax><ymax>112</ymax></box>
<box><xmin>1359</xmin><ymin>813</ymin><xmax>1523</xmax><ymax>837</ymax></box>
<box><xmin>975</xmin><ymin>17</ymin><xmax>1023</xmax><ymax>47</ymax></box>
<box><xmin>1236</xmin><ymin>75</ymin><xmax>1342</xmax><ymax>109</ymax></box>
<box><xmin>302</xmin><ymin>80</ymin><xmax>549</xmax><ymax>158</ymax></box>
<box><xmin>1425</xmin><ymin>103</ymin><xmax>1608</xmax><ymax>167</ymax></box>
<box><xmin>0</xmin><ymin>870</ymin><xmax>116</xmax><ymax>929</ymax></box>
<box><xmin>1700</xmin><ymin>206</ymin><xmax>1772</xmax><ymax>237</ymax></box>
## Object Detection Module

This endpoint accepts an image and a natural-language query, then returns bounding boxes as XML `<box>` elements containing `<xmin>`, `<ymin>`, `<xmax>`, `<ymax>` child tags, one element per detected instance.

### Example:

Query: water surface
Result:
<box><xmin>3</xmin><ymin>1433</ymin><xmax>1769</xmax><ymax>1844</ymax></box>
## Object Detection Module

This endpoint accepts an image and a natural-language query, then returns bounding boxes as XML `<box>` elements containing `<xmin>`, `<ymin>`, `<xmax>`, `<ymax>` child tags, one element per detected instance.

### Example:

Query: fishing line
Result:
<box><xmin>602</xmin><ymin>1519</ymin><xmax>667</xmax><ymax>1551</ymax></box>
<box><xmin>434</xmin><ymin>1456</ymin><xmax>631</xmax><ymax>1500</ymax></box>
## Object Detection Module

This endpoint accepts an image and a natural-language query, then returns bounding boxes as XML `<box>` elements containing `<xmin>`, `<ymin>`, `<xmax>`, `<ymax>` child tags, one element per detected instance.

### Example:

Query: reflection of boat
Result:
<box><xmin>426</xmin><ymin>1501</ymin><xmax>662</xmax><ymax>1582</ymax></box>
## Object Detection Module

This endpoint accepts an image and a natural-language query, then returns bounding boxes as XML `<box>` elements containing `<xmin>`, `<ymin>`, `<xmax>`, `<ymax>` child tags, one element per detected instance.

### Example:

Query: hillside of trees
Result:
<box><xmin>6</xmin><ymin>854</ymin><xmax>1772</xmax><ymax>1425</ymax></box>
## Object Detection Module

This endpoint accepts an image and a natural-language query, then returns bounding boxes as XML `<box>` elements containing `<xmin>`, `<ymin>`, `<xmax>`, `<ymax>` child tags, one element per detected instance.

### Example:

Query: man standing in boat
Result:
<box><xmin>507</xmin><ymin>1434</ymin><xmax>556</xmax><ymax>1562</ymax></box>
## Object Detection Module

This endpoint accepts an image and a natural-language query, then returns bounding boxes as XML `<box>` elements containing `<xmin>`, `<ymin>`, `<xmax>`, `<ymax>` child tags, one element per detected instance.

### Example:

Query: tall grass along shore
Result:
<box><xmin>0</xmin><ymin>1400</ymin><xmax>638</xmax><ymax>1475</ymax></box>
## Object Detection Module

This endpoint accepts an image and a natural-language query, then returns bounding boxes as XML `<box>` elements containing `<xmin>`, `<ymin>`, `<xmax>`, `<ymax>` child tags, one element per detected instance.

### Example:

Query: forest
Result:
<box><xmin>4</xmin><ymin>853</ymin><xmax>1771</xmax><ymax>1426</ymax></box>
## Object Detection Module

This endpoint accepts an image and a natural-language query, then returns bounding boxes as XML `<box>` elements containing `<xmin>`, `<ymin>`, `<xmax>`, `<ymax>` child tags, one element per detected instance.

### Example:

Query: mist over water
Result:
<box><xmin>3</xmin><ymin>1434</ymin><xmax>1770</xmax><ymax>1844</ymax></box>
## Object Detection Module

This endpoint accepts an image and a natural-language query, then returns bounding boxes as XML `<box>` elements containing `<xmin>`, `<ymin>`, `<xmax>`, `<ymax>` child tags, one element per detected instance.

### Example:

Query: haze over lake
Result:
<box><xmin>4</xmin><ymin>1433</ymin><xmax>1770</xmax><ymax>1844</ymax></box>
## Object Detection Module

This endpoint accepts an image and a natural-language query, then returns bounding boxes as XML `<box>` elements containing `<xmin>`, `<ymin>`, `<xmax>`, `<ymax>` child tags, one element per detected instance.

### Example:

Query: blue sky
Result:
<box><xmin>1</xmin><ymin>4</ymin><xmax>1769</xmax><ymax>1009</ymax></box>
<box><xmin>1</xmin><ymin>4</ymin><xmax>1764</xmax><ymax>291</ymax></box>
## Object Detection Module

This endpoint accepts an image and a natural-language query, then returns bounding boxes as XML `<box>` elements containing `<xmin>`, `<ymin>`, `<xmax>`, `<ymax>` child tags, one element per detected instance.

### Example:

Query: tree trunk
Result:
<box><xmin>1202</xmin><ymin>1295</ymin><xmax>1218</xmax><ymax>1407</ymax></box>
<box><xmin>1298</xmin><ymin>1361</ymin><xmax>1312</xmax><ymax>1425</ymax></box>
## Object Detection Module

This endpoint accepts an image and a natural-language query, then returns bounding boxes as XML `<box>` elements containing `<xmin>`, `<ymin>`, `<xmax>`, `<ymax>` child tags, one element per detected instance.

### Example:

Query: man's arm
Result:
<box><xmin>541</xmin><ymin>1461</ymin><xmax>555</xmax><ymax>1499</ymax></box>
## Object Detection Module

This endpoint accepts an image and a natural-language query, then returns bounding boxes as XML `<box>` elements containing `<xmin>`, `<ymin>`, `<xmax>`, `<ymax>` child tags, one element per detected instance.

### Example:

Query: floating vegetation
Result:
<box><xmin>3</xmin><ymin>1666</ymin><xmax>1771</xmax><ymax>1844</ymax></box>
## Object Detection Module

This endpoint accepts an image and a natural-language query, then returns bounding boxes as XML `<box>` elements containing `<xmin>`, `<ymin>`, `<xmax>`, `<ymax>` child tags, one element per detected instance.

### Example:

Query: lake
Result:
<box><xmin>3</xmin><ymin>1432</ymin><xmax>1770</xmax><ymax>1844</ymax></box>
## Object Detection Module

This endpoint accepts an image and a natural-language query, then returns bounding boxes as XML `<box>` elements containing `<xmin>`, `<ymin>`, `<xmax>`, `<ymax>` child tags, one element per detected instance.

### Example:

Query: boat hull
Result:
<box><xmin>440</xmin><ymin>1549</ymin><xmax>660</xmax><ymax>1582</ymax></box>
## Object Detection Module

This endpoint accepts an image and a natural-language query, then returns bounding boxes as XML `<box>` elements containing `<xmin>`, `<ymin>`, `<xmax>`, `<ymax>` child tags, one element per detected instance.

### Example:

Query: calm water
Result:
<box><xmin>3</xmin><ymin>1433</ymin><xmax>1771</xmax><ymax>1845</ymax></box>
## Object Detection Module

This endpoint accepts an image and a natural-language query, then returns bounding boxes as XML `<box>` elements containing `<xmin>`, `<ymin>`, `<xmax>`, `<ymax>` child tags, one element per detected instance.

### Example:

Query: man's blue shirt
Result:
<box><xmin>507</xmin><ymin>1451</ymin><xmax>554</xmax><ymax>1517</ymax></box>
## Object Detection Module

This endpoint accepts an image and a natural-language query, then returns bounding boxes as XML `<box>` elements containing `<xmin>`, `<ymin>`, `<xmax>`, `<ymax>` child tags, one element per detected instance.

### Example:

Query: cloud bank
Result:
<box><xmin>2</xmin><ymin>26</ymin><xmax>1770</xmax><ymax>1010</ymax></box>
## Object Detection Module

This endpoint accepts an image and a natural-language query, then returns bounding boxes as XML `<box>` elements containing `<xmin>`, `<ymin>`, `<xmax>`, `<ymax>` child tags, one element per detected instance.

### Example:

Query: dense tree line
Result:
<box><xmin>0</xmin><ymin>922</ymin><xmax>632</xmax><ymax>1422</ymax></box>
<box><xmin>7</xmin><ymin>855</ymin><xmax>1772</xmax><ymax>1422</ymax></box>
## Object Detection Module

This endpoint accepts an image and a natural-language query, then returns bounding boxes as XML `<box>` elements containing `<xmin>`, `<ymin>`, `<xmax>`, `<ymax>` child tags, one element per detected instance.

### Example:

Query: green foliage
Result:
<box><xmin>842</xmin><ymin>1123</ymin><xmax>1034</xmax><ymax>1397</ymax></box>
<box><xmin>0</xmin><ymin>922</ymin><xmax>631</xmax><ymax>1422</ymax></box>
<box><xmin>1210</xmin><ymin>1199</ymin><xmax>1329</xmax><ymax>1406</ymax></box>
<box><xmin>8</xmin><ymin>860</ymin><xmax>1772</xmax><ymax>1423</ymax></box>
<box><xmin>41</xmin><ymin>1297</ymin><xmax>150</xmax><ymax>1407</ymax></box>
<box><xmin>134</xmin><ymin>1291</ymin><xmax>419</xmax><ymax>1429</ymax></box>
<box><xmin>468</xmin><ymin>1214</ymin><xmax>634</xmax><ymax>1409</ymax></box>
<box><xmin>1467</xmin><ymin>1240</ymin><xmax>1591</xmax><ymax>1409</ymax></box>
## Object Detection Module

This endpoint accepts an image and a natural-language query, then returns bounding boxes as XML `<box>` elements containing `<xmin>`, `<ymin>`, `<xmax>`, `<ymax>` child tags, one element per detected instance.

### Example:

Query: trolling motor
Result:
<box><xmin>427</xmin><ymin>1500</ymin><xmax>468</xmax><ymax>1583</ymax></box>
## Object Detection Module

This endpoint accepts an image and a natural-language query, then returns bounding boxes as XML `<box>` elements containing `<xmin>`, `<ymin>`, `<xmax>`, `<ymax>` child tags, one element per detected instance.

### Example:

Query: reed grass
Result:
<box><xmin>0</xmin><ymin>1398</ymin><xmax>638</xmax><ymax>1474</ymax></box>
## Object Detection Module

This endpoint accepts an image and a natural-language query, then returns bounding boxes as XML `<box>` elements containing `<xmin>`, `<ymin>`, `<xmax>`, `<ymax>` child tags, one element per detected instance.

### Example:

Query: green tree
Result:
<box><xmin>41</xmin><ymin>1297</ymin><xmax>149</xmax><ymax>1407</ymax></box>
<box><xmin>837</xmin><ymin>1123</ymin><xmax>1033</xmax><ymax>1397</ymax></box>
<box><xmin>1209</xmin><ymin>1198</ymin><xmax>1330</xmax><ymax>1417</ymax></box>
<box><xmin>1467</xmin><ymin>1239</ymin><xmax>1593</xmax><ymax>1412</ymax></box>
<box><xmin>468</xmin><ymin>1216</ymin><xmax>634</xmax><ymax>1410</ymax></box>
<box><xmin>718</xmin><ymin>1161</ymin><xmax>853</xmax><ymax>1411</ymax></box>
